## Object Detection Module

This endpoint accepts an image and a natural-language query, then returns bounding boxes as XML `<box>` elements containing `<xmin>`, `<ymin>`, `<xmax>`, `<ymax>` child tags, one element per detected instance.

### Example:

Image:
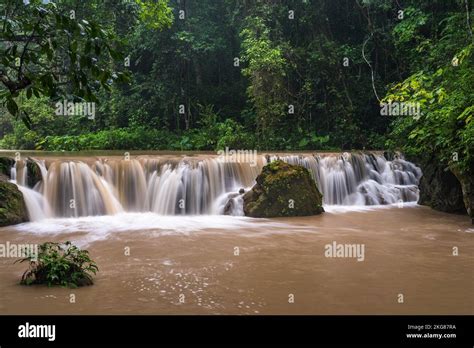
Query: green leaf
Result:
<box><xmin>6</xmin><ymin>98</ymin><xmax>18</xmax><ymax>116</ymax></box>
<box><xmin>298</xmin><ymin>138</ymin><xmax>309</xmax><ymax>147</ymax></box>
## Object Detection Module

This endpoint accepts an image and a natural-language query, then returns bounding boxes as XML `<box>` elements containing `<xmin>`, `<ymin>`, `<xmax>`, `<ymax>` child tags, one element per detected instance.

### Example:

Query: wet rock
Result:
<box><xmin>243</xmin><ymin>160</ymin><xmax>324</xmax><ymax>217</ymax></box>
<box><xmin>26</xmin><ymin>159</ymin><xmax>42</xmax><ymax>188</ymax></box>
<box><xmin>223</xmin><ymin>193</ymin><xmax>239</xmax><ymax>215</ymax></box>
<box><xmin>0</xmin><ymin>181</ymin><xmax>28</xmax><ymax>227</ymax></box>
<box><xmin>383</xmin><ymin>150</ymin><xmax>402</xmax><ymax>161</ymax></box>
<box><xmin>450</xmin><ymin>166</ymin><xmax>474</xmax><ymax>224</ymax></box>
<box><xmin>0</xmin><ymin>157</ymin><xmax>14</xmax><ymax>178</ymax></box>
<box><xmin>223</xmin><ymin>200</ymin><xmax>234</xmax><ymax>215</ymax></box>
<box><xmin>416</xmin><ymin>158</ymin><xmax>466</xmax><ymax>214</ymax></box>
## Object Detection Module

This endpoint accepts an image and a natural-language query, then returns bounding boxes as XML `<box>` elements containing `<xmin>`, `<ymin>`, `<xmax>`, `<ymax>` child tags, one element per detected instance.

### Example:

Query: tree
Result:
<box><xmin>240</xmin><ymin>15</ymin><xmax>287</xmax><ymax>146</ymax></box>
<box><xmin>0</xmin><ymin>0</ymin><xmax>173</xmax><ymax>127</ymax></box>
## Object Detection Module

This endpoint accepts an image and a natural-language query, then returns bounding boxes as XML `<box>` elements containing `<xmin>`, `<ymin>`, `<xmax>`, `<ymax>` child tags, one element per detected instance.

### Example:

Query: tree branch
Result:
<box><xmin>465</xmin><ymin>0</ymin><xmax>473</xmax><ymax>42</ymax></box>
<box><xmin>362</xmin><ymin>34</ymin><xmax>381</xmax><ymax>103</ymax></box>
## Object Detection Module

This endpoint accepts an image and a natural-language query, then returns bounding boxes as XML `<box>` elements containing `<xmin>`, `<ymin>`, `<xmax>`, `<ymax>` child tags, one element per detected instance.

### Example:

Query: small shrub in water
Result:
<box><xmin>15</xmin><ymin>241</ymin><xmax>98</xmax><ymax>287</ymax></box>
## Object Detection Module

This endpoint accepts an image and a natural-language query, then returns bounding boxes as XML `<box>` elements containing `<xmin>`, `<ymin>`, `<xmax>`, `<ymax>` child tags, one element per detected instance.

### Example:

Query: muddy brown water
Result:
<box><xmin>0</xmin><ymin>206</ymin><xmax>472</xmax><ymax>314</ymax></box>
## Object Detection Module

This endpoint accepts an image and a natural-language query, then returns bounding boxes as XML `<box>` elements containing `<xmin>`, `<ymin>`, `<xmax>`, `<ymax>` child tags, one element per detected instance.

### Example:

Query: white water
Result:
<box><xmin>12</xmin><ymin>213</ymin><xmax>305</xmax><ymax>236</ymax></box>
<box><xmin>10</xmin><ymin>153</ymin><xmax>421</xmax><ymax>222</ymax></box>
<box><xmin>12</xmin><ymin>213</ymin><xmax>309</xmax><ymax>246</ymax></box>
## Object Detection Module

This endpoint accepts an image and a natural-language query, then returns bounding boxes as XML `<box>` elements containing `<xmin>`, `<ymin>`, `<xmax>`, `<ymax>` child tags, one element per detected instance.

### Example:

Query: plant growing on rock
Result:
<box><xmin>15</xmin><ymin>241</ymin><xmax>98</xmax><ymax>288</ymax></box>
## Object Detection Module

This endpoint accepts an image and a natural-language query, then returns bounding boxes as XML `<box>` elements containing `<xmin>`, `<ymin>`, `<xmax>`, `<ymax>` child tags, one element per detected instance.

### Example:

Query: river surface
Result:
<box><xmin>0</xmin><ymin>205</ymin><xmax>472</xmax><ymax>314</ymax></box>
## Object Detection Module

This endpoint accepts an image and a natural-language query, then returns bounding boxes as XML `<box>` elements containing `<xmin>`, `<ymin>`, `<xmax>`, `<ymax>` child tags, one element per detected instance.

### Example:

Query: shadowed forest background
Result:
<box><xmin>0</xmin><ymin>0</ymin><xmax>473</xmax><ymax>177</ymax></box>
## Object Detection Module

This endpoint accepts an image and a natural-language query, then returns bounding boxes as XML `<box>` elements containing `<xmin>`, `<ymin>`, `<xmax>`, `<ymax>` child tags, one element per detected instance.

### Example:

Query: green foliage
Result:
<box><xmin>15</xmin><ymin>241</ymin><xmax>98</xmax><ymax>288</ymax></box>
<box><xmin>39</xmin><ymin>127</ymin><xmax>180</xmax><ymax>151</ymax></box>
<box><xmin>240</xmin><ymin>15</ymin><xmax>287</xmax><ymax>145</ymax></box>
<box><xmin>0</xmin><ymin>0</ymin><xmax>131</xmax><ymax>124</ymax></box>
<box><xmin>35</xmin><ymin>120</ymin><xmax>257</xmax><ymax>152</ymax></box>
<box><xmin>182</xmin><ymin>105</ymin><xmax>256</xmax><ymax>150</ymax></box>
<box><xmin>136</xmin><ymin>0</ymin><xmax>173</xmax><ymax>30</ymax></box>
<box><xmin>0</xmin><ymin>0</ymin><xmax>472</xmax><ymax>156</ymax></box>
<box><xmin>392</xmin><ymin>7</ymin><xmax>429</xmax><ymax>45</ymax></box>
<box><xmin>297</xmin><ymin>133</ymin><xmax>330</xmax><ymax>150</ymax></box>
<box><xmin>386</xmin><ymin>2</ymin><xmax>474</xmax><ymax>176</ymax></box>
<box><xmin>0</xmin><ymin>95</ymin><xmax>93</xmax><ymax>149</ymax></box>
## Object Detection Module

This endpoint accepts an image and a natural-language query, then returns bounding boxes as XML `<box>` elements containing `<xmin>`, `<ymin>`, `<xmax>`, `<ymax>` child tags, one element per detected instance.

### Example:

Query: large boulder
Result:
<box><xmin>243</xmin><ymin>160</ymin><xmax>324</xmax><ymax>217</ymax></box>
<box><xmin>0</xmin><ymin>181</ymin><xmax>28</xmax><ymax>227</ymax></box>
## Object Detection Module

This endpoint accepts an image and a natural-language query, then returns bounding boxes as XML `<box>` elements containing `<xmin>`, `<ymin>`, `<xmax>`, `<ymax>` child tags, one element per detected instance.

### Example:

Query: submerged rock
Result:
<box><xmin>243</xmin><ymin>160</ymin><xmax>324</xmax><ymax>217</ymax></box>
<box><xmin>0</xmin><ymin>181</ymin><xmax>28</xmax><ymax>227</ymax></box>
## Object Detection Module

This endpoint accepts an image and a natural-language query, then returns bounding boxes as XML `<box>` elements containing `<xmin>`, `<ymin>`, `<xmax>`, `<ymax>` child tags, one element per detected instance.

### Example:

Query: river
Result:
<box><xmin>0</xmin><ymin>152</ymin><xmax>472</xmax><ymax>314</ymax></box>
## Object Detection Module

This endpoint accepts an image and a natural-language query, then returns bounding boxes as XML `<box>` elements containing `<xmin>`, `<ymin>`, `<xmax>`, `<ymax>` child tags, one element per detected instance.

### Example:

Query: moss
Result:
<box><xmin>0</xmin><ymin>181</ymin><xmax>29</xmax><ymax>227</ymax></box>
<box><xmin>243</xmin><ymin>160</ymin><xmax>324</xmax><ymax>217</ymax></box>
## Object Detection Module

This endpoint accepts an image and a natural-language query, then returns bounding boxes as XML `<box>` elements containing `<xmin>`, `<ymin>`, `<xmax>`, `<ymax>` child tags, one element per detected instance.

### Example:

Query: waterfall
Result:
<box><xmin>273</xmin><ymin>153</ymin><xmax>421</xmax><ymax>205</ymax></box>
<box><xmin>10</xmin><ymin>153</ymin><xmax>421</xmax><ymax>221</ymax></box>
<box><xmin>17</xmin><ymin>186</ymin><xmax>52</xmax><ymax>221</ymax></box>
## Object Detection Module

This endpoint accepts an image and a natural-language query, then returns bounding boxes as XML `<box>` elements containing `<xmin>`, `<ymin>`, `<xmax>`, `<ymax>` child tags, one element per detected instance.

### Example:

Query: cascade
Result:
<box><xmin>10</xmin><ymin>153</ymin><xmax>422</xmax><ymax>221</ymax></box>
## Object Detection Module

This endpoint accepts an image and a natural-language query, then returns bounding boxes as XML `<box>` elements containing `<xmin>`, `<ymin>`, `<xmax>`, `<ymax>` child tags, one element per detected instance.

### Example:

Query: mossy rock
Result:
<box><xmin>243</xmin><ymin>160</ymin><xmax>324</xmax><ymax>217</ymax></box>
<box><xmin>0</xmin><ymin>181</ymin><xmax>28</xmax><ymax>226</ymax></box>
<box><xmin>0</xmin><ymin>157</ymin><xmax>14</xmax><ymax>178</ymax></box>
